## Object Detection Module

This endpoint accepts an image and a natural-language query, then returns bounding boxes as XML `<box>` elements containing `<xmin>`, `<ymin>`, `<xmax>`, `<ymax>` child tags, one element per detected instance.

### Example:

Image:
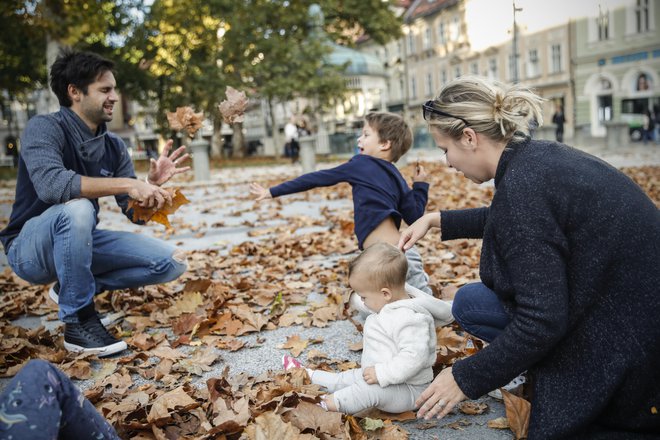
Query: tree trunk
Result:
<box><xmin>268</xmin><ymin>98</ymin><xmax>281</xmax><ymax>159</ymax></box>
<box><xmin>232</xmin><ymin>122</ymin><xmax>246</xmax><ymax>158</ymax></box>
<box><xmin>211</xmin><ymin>116</ymin><xmax>222</xmax><ymax>158</ymax></box>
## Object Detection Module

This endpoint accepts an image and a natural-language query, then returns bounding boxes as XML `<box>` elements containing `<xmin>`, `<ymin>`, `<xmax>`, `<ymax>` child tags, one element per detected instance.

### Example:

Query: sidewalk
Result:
<box><xmin>0</xmin><ymin>142</ymin><xmax>657</xmax><ymax>439</ymax></box>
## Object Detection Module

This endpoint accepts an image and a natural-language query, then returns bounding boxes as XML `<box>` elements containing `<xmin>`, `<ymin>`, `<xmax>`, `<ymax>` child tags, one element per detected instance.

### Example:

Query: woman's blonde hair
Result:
<box><xmin>426</xmin><ymin>75</ymin><xmax>544</xmax><ymax>143</ymax></box>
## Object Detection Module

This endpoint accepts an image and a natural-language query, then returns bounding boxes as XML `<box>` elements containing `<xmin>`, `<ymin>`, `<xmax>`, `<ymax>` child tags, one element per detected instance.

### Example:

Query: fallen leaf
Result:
<box><xmin>502</xmin><ymin>388</ymin><xmax>530</xmax><ymax>440</ymax></box>
<box><xmin>458</xmin><ymin>401</ymin><xmax>488</xmax><ymax>415</ymax></box>
<box><xmin>488</xmin><ymin>416</ymin><xmax>510</xmax><ymax>429</ymax></box>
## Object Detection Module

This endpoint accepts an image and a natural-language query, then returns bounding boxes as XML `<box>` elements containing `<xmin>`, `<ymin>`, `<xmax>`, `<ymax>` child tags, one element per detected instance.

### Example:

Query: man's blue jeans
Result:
<box><xmin>6</xmin><ymin>199</ymin><xmax>186</xmax><ymax>323</ymax></box>
<box><xmin>452</xmin><ymin>282</ymin><xmax>511</xmax><ymax>343</ymax></box>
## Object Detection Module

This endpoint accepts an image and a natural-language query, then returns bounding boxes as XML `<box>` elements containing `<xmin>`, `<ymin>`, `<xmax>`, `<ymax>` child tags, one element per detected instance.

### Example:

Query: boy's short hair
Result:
<box><xmin>365</xmin><ymin>112</ymin><xmax>413</xmax><ymax>162</ymax></box>
<box><xmin>50</xmin><ymin>49</ymin><xmax>115</xmax><ymax>107</ymax></box>
<box><xmin>348</xmin><ymin>242</ymin><xmax>408</xmax><ymax>289</ymax></box>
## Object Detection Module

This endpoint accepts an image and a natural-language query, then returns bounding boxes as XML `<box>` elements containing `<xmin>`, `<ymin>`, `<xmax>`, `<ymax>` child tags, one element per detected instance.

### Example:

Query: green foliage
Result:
<box><xmin>1</xmin><ymin>0</ymin><xmax>402</xmax><ymax>136</ymax></box>
<box><xmin>0</xmin><ymin>0</ymin><xmax>146</xmax><ymax>106</ymax></box>
<box><xmin>0</xmin><ymin>1</ymin><xmax>48</xmax><ymax>102</ymax></box>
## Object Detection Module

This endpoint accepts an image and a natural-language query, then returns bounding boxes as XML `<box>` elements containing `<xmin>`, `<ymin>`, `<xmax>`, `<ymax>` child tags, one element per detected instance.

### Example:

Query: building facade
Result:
<box><xmin>573</xmin><ymin>0</ymin><xmax>659</xmax><ymax>138</ymax></box>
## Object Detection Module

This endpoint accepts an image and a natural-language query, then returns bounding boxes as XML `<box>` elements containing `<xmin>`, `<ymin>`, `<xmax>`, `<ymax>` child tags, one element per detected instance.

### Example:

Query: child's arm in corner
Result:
<box><xmin>400</xmin><ymin>164</ymin><xmax>430</xmax><ymax>225</ymax></box>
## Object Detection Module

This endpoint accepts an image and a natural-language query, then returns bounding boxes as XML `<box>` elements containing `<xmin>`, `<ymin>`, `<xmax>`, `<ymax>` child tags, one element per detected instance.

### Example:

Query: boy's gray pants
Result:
<box><xmin>310</xmin><ymin>368</ymin><xmax>428</xmax><ymax>414</ymax></box>
<box><xmin>405</xmin><ymin>246</ymin><xmax>432</xmax><ymax>295</ymax></box>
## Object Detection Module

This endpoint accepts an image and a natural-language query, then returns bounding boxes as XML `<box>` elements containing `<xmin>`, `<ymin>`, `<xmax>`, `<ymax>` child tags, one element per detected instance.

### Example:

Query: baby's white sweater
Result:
<box><xmin>361</xmin><ymin>285</ymin><xmax>454</xmax><ymax>387</ymax></box>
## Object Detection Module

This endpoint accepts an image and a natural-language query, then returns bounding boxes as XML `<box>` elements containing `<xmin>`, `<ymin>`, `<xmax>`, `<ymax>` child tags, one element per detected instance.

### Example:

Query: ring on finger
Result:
<box><xmin>435</xmin><ymin>399</ymin><xmax>446</xmax><ymax>408</ymax></box>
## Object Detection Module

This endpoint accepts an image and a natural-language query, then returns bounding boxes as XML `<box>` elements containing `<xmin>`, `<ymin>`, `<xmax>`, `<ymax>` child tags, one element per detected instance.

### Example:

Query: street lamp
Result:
<box><xmin>512</xmin><ymin>1</ymin><xmax>523</xmax><ymax>84</ymax></box>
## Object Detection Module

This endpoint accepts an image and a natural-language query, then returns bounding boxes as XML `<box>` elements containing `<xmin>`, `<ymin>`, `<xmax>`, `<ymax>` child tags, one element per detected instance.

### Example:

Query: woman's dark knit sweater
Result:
<box><xmin>442</xmin><ymin>138</ymin><xmax>659</xmax><ymax>438</ymax></box>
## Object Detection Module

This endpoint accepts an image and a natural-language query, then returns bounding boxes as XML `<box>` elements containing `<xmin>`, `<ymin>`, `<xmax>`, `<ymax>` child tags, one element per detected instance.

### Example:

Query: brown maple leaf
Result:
<box><xmin>218</xmin><ymin>86</ymin><xmax>248</xmax><ymax>124</ymax></box>
<box><xmin>502</xmin><ymin>389</ymin><xmax>530</xmax><ymax>440</ymax></box>
<box><xmin>166</xmin><ymin>106</ymin><xmax>204</xmax><ymax>137</ymax></box>
<box><xmin>128</xmin><ymin>188</ymin><xmax>190</xmax><ymax>228</ymax></box>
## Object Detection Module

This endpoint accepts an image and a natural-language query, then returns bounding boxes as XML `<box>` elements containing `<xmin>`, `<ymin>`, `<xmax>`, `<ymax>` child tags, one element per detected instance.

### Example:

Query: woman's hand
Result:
<box><xmin>147</xmin><ymin>140</ymin><xmax>191</xmax><ymax>186</ymax></box>
<box><xmin>249</xmin><ymin>182</ymin><xmax>272</xmax><ymax>201</ymax></box>
<box><xmin>398</xmin><ymin>212</ymin><xmax>440</xmax><ymax>251</ymax></box>
<box><xmin>416</xmin><ymin>367</ymin><xmax>467</xmax><ymax>420</ymax></box>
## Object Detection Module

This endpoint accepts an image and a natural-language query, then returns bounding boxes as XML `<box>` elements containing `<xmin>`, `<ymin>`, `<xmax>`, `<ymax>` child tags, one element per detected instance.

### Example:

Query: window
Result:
<box><xmin>597</xmin><ymin>5</ymin><xmax>610</xmax><ymax>40</ymax></box>
<box><xmin>551</xmin><ymin>44</ymin><xmax>562</xmax><ymax>73</ymax></box>
<box><xmin>470</xmin><ymin>62</ymin><xmax>479</xmax><ymax>75</ymax></box>
<box><xmin>488</xmin><ymin>58</ymin><xmax>498</xmax><ymax>80</ymax></box>
<box><xmin>636</xmin><ymin>0</ymin><xmax>650</xmax><ymax>32</ymax></box>
<box><xmin>509</xmin><ymin>54</ymin><xmax>518</xmax><ymax>81</ymax></box>
<box><xmin>407</xmin><ymin>33</ymin><xmax>415</xmax><ymax>54</ymax></box>
<box><xmin>450</xmin><ymin>16</ymin><xmax>460</xmax><ymax>41</ymax></box>
<box><xmin>454</xmin><ymin>66</ymin><xmax>461</xmax><ymax>79</ymax></box>
<box><xmin>527</xmin><ymin>49</ymin><xmax>540</xmax><ymax>77</ymax></box>
<box><xmin>410</xmin><ymin>77</ymin><xmax>417</xmax><ymax>99</ymax></box>
<box><xmin>438</xmin><ymin>22</ymin><xmax>446</xmax><ymax>44</ymax></box>
<box><xmin>441</xmin><ymin>69</ymin><xmax>447</xmax><ymax>85</ymax></box>
<box><xmin>426</xmin><ymin>73</ymin><xmax>433</xmax><ymax>96</ymax></box>
<box><xmin>424</xmin><ymin>27</ymin><xmax>432</xmax><ymax>49</ymax></box>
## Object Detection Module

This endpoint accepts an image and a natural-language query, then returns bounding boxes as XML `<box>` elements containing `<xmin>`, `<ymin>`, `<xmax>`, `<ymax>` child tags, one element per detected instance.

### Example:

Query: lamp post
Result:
<box><xmin>512</xmin><ymin>1</ymin><xmax>523</xmax><ymax>84</ymax></box>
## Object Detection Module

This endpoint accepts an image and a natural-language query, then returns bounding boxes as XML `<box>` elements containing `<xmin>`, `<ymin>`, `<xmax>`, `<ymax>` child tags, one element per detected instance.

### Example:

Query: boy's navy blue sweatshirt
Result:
<box><xmin>269</xmin><ymin>154</ymin><xmax>429</xmax><ymax>249</ymax></box>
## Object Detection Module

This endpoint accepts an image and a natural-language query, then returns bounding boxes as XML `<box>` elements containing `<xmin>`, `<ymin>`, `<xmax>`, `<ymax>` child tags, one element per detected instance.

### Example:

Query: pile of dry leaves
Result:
<box><xmin>0</xmin><ymin>164</ymin><xmax>657</xmax><ymax>439</ymax></box>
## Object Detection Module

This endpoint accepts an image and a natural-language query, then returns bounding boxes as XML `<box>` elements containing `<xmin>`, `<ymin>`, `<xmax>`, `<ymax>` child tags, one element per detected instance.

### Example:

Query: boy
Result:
<box><xmin>282</xmin><ymin>243</ymin><xmax>454</xmax><ymax>414</ymax></box>
<box><xmin>250</xmin><ymin>112</ymin><xmax>432</xmax><ymax>298</ymax></box>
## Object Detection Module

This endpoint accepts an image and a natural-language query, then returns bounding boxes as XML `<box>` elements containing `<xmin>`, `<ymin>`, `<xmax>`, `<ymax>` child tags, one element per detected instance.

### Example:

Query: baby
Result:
<box><xmin>283</xmin><ymin>243</ymin><xmax>454</xmax><ymax>414</ymax></box>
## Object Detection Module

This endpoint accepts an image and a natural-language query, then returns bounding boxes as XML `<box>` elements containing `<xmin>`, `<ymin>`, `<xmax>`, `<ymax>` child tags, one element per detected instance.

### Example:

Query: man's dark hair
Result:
<box><xmin>50</xmin><ymin>49</ymin><xmax>115</xmax><ymax>107</ymax></box>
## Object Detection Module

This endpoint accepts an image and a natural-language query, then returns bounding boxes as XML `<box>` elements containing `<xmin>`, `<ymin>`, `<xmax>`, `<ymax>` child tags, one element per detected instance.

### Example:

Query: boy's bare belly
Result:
<box><xmin>363</xmin><ymin>217</ymin><xmax>401</xmax><ymax>249</ymax></box>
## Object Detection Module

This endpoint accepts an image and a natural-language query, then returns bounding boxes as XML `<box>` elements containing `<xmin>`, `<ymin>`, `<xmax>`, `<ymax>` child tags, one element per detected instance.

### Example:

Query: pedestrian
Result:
<box><xmin>0</xmin><ymin>49</ymin><xmax>190</xmax><ymax>357</ymax></box>
<box><xmin>399</xmin><ymin>75</ymin><xmax>659</xmax><ymax>438</ymax></box>
<box><xmin>282</xmin><ymin>243</ymin><xmax>453</xmax><ymax>414</ymax></box>
<box><xmin>642</xmin><ymin>109</ymin><xmax>654</xmax><ymax>144</ymax></box>
<box><xmin>0</xmin><ymin>359</ymin><xmax>119</xmax><ymax>439</ymax></box>
<box><xmin>250</xmin><ymin>112</ymin><xmax>434</xmax><ymax>301</ymax></box>
<box><xmin>551</xmin><ymin>103</ymin><xmax>565</xmax><ymax>143</ymax></box>
<box><xmin>284</xmin><ymin>116</ymin><xmax>299</xmax><ymax>162</ymax></box>
<box><xmin>654</xmin><ymin>105</ymin><xmax>660</xmax><ymax>144</ymax></box>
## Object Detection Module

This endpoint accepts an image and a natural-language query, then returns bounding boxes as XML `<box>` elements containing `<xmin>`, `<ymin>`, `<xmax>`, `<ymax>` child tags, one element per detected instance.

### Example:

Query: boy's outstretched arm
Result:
<box><xmin>249</xmin><ymin>182</ymin><xmax>273</xmax><ymax>201</ymax></box>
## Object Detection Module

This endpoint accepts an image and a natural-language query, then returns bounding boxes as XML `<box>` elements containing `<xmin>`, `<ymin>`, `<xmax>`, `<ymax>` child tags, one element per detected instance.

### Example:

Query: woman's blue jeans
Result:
<box><xmin>452</xmin><ymin>282</ymin><xmax>511</xmax><ymax>343</ymax></box>
<box><xmin>6</xmin><ymin>199</ymin><xmax>187</xmax><ymax>323</ymax></box>
<box><xmin>0</xmin><ymin>359</ymin><xmax>119</xmax><ymax>439</ymax></box>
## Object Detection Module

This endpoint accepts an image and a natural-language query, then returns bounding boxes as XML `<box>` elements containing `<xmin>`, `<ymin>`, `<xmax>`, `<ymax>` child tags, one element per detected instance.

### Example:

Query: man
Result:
<box><xmin>0</xmin><ymin>50</ymin><xmax>189</xmax><ymax>356</ymax></box>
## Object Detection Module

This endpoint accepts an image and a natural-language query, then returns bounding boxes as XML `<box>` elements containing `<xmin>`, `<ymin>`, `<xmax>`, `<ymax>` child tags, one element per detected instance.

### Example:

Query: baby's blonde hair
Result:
<box><xmin>427</xmin><ymin>75</ymin><xmax>544</xmax><ymax>143</ymax></box>
<box><xmin>348</xmin><ymin>242</ymin><xmax>408</xmax><ymax>289</ymax></box>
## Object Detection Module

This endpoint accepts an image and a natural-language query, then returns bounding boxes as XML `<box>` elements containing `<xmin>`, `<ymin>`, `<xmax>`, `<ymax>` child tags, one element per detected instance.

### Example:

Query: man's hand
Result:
<box><xmin>413</xmin><ymin>162</ymin><xmax>428</xmax><ymax>182</ymax></box>
<box><xmin>147</xmin><ymin>139</ymin><xmax>191</xmax><ymax>186</ymax></box>
<box><xmin>362</xmin><ymin>366</ymin><xmax>379</xmax><ymax>385</ymax></box>
<box><xmin>128</xmin><ymin>179</ymin><xmax>173</xmax><ymax>210</ymax></box>
<box><xmin>249</xmin><ymin>182</ymin><xmax>272</xmax><ymax>201</ymax></box>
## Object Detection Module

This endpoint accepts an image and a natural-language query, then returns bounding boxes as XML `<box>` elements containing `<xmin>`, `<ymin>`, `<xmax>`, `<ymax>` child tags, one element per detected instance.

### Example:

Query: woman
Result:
<box><xmin>399</xmin><ymin>76</ymin><xmax>659</xmax><ymax>439</ymax></box>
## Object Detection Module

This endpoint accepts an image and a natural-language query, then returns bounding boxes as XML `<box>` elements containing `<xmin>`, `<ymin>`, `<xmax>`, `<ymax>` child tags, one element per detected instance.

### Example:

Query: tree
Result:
<box><xmin>0</xmin><ymin>0</ymin><xmax>146</xmax><ymax>112</ymax></box>
<box><xmin>122</xmin><ymin>0</ymin><xmax>402</xmax><ymax>157</ymax></box>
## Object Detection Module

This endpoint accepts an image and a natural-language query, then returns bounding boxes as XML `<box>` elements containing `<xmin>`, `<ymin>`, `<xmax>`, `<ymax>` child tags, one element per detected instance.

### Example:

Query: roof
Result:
<box><xmin>405</xmin><ymin>0</ymin><xmax>459</xmax><ymax>22</ymax></box>
<box><xmin>326</xmin><ymin>43</ymin><xmax>387</xmax><ymax>77</ymax></box>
